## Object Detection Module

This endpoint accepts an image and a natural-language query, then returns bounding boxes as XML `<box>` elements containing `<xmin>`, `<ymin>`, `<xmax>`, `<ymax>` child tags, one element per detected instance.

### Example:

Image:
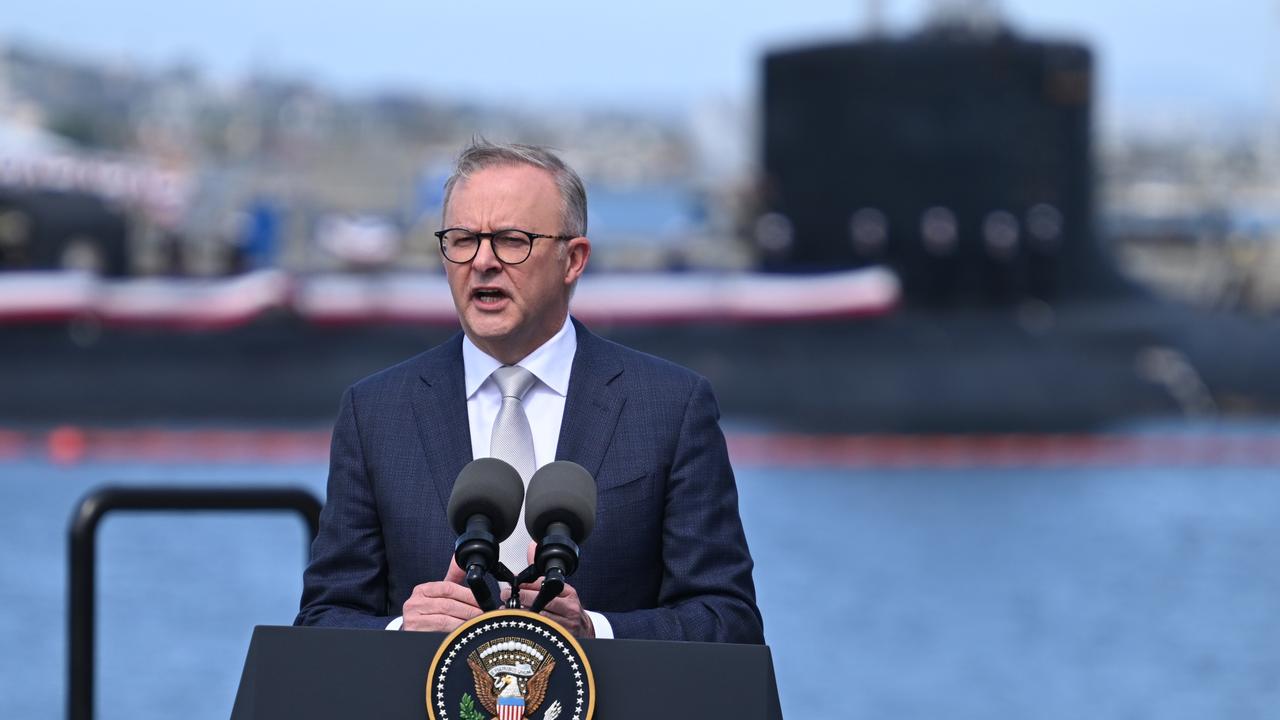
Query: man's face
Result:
<box><xmin>443</xmin><ymin>163</ymin><xmax>590</xmax><ymax>364</ymax></box>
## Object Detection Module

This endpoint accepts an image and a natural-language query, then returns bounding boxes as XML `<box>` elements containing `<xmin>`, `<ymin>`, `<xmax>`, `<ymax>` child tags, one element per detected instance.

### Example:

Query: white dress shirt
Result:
<box><xmin>461</xmin><ymin>314</ymin><xmax>576</xmax><ymax>503</ymax></box>
<box><xmin>389</xmin><ymin>315</ymin><xmax>613</xmax><ymax>638</ymax></box>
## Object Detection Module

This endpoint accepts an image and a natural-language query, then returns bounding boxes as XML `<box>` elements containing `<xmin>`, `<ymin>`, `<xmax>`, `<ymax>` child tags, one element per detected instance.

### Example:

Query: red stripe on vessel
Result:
<box><xmin>1</xmin><ymin>427</ymin><xmax>1278</xmax><ymax>468</ymax></box>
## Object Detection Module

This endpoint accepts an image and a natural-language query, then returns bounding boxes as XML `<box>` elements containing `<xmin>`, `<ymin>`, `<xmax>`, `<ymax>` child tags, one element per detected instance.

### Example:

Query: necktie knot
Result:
<box><xmin>492</xmin><ymin>365</ymin><xmax>536</xmax><ymax>401</ymax></box>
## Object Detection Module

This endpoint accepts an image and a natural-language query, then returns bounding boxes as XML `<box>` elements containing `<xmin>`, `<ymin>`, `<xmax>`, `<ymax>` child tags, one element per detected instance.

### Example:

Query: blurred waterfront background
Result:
<box><xmin>4</xmin><ymin>1</ymin><xmax>1280</xmax><ymax>718</ymax></box>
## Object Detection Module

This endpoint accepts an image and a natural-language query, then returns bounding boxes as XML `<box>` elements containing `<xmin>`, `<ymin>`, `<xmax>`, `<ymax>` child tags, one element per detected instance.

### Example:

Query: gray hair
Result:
<box><xmin>441</xmin><ymin>139</ymin><xmax>588</xmax><ymax>238</ymax></box>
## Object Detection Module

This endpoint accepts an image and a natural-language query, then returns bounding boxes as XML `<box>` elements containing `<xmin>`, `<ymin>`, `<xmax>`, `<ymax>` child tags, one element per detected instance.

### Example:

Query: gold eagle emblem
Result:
<box><xmin>468</xmin><ymin>644</ymin><xmax>555</xmax><ymax>719</ymax></box>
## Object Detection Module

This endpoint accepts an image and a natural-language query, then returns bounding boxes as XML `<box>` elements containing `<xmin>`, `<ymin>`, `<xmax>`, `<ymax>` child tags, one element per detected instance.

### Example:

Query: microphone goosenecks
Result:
<box><xmin>446</xmin><ymin>457</ymin><xmax>525</xmax><ymax>541</ymax></box>
<box><xmin>524</xmin><ymin>460</ymin><xmax>597</xmax><ymax>541</ymax></box>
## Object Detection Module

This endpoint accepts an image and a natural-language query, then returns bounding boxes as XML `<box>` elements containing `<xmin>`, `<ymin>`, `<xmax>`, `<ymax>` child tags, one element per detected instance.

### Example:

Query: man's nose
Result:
<box><xmin>471</xmin><ymin>237</ymin><xmax>503</xmax><ymax>272</ymax></box>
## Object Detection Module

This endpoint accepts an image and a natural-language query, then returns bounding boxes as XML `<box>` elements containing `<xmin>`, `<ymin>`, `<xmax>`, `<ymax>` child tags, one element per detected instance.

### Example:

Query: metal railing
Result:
<box><xmin>67</xmin><ymin>485</ymin><xmax>322</xmax><ymax>720</ymax></box>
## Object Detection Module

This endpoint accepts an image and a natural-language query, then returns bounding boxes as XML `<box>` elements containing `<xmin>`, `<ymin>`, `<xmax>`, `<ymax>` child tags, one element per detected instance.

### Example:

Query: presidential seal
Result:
<box><xmin>426</xmin><ymin>609</ymin><xmax>595</xmax><ymax>720</ymax></box>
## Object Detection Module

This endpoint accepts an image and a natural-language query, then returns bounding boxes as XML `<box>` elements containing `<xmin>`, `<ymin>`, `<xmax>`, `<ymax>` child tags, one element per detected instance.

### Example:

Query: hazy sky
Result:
<box><xmin>2</xmin><ymin>1</ymin><xmax>1275</xmax><ymax>126</ymax></box>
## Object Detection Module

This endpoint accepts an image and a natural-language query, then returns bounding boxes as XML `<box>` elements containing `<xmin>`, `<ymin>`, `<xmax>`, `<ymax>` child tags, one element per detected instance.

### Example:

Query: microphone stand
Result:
<box><xmin>462</xmin><ymin>564</ymin><xmax>498</xmax><ymax>611</ymax></box>
<box><xmin>528</xmin><ymin>569</ymin><xmax>564</xmax><ymax>614</ymax></box>
<box><xmin>508</xmin><ymin>564</ymin><xmax>561</xmax><ymax>612</ymax></box>
<box><xmin>459</xmin><ymin>560</ymin><xmax>520</xmax><ymax>613</ymax></box>
<box><xmin>514</xmin><ymin>528</ymin><xmax>579</xmax><ymax>613</ymax></box>
<box><xmin>455</xmin><ymin>515</ymin><xmax>506</xmax><ymax>612</ymax></box>
<box><xmin>492</xmin><ymin>563</ymin><xmax>520</xmax><ymax>609</ymax></box>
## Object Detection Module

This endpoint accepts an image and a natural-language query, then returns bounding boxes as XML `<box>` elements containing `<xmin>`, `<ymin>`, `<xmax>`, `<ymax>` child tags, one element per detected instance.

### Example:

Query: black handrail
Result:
<box><xmin>67</xmin><ymin>485</ymin><xmax>322</xmax><ymax>720</ymax></box>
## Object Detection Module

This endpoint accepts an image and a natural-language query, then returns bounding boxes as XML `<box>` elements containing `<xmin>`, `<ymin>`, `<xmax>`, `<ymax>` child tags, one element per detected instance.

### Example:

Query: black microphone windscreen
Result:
<box><xmin>447</xmin><ymin>458</ymin><xmax>525</xmax><ymax>541</ymax></box>
<box><xmin>524</xmin><ymin>461</ymin><xmax>597</xmax><ymax>541</ymax></box>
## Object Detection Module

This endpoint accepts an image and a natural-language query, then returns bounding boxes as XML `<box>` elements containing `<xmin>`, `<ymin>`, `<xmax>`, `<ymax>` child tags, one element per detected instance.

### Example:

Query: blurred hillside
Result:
<box><xmin>1</xmin><ymin>39</ymin><xmax>749</xmax><ymax>276</ymax></box>
<box><xmin>3</xmin><ymin>29</ymin><xmax>1280</xmax><ymax>312</ymax></box>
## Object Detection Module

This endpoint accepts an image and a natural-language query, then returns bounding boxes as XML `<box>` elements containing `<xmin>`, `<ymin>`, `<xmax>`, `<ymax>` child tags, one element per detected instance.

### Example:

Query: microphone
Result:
<box><xmin>446</xmin><ymin>457</ymin><xmax>524</xmax><ymax>611</ymax></box>
<box><xmin>520</xmin><ymin>461</ymin><xmax>597</xmax><ymax>613</ymax></box>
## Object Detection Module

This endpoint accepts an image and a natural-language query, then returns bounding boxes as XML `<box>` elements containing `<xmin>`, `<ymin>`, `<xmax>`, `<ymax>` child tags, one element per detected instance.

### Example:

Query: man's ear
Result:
<box><xmin>563</xmin><ymin>236</ymin><xmax>590</xmax><ymax>285</ymax></box>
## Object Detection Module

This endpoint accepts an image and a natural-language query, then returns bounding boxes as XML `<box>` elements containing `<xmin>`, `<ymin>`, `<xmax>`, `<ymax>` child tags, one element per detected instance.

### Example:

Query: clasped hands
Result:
<box><xmin>401</xmin><ymin>541</ymin><xmax>594</xmax><ymax>638</ymax></box>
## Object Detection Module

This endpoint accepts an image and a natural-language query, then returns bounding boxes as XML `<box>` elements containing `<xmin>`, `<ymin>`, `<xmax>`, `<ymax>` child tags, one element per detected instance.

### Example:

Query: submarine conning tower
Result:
<box><xmin>760</xmin><ymin>20</ymin><xmax>1129</xmax><ymax>306</ymax></box>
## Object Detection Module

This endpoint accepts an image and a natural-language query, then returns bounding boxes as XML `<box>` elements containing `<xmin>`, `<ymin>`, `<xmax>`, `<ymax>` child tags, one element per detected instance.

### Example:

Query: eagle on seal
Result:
<box><xmin>468</xmin><ymin>656</ymin><xmax>556</xmax><ymax>720</ymax></box>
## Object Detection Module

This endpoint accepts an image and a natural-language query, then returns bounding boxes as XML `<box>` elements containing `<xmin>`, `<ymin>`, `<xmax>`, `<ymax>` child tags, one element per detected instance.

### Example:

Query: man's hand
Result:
<box><xmin>503</xmin><ymin>541</ymin><xmax>595</xmax><ymax>638</ymax></box>
<box><xmin>401</xmin><ymin>556</ymin><xmax>482</xmax><ymax>632</ymax></box>
<box><xmin>509</xmin><ymin>581</ymin><xmax>595</xmax><ymax>638</ymax></box>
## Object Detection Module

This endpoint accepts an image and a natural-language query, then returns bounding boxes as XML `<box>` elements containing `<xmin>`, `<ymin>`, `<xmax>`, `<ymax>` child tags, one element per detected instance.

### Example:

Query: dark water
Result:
<box><xmin>3</xmin><ymin>454</ymin><xmax>1280</xmax><ymax>719</ymax></box>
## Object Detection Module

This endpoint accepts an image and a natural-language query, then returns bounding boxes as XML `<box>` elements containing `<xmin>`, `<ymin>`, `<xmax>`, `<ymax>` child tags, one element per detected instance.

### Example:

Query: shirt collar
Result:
<box><xmin>462</xmin><ymin>315</ymin><xmax>577</xmax><ymax>399</ymax></box>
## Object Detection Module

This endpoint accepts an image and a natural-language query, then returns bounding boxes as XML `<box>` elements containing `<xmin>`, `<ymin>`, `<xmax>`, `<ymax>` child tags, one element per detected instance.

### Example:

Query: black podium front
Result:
<box><xmin>231</xmin><ymin>626</ymin><xmax>782</xmax><ymax>719</ymax></box>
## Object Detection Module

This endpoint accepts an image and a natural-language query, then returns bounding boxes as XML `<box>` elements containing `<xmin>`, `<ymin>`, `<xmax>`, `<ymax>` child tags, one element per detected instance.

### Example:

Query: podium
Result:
<box><xmin>231</xmin><ymin>626</ymin><xmax>782</xmax><ymax>719</ymax></box>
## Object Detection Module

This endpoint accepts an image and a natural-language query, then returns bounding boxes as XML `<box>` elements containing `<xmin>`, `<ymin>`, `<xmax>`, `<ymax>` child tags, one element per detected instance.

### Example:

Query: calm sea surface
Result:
<box><xmin>3</xmin><ymin>429</ymin><xmax>1280</xmax><ymax>719</ymax></box>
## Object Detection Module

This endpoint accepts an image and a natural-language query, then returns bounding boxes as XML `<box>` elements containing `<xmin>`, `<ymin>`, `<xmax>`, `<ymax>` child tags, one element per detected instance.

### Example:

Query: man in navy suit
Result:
<box><xmin>296</xmin><ymin>141</ymin><xmax>763</xmax><ymax>643</ymax></box>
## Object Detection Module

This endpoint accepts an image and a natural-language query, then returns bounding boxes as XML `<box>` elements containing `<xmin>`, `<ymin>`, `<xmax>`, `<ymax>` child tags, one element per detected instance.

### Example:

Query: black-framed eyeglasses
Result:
<box><xmin>434</xmin><ymin>228</ymin><xmax>573</xmax><ymax>265</ymax></box>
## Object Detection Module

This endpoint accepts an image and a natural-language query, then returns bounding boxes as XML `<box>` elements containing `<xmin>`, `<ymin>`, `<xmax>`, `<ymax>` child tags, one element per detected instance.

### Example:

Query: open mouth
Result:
<box><xmin>472</xmin><ymin>288</ymin><xmax>509</xmax><ymax>306</ymax></box>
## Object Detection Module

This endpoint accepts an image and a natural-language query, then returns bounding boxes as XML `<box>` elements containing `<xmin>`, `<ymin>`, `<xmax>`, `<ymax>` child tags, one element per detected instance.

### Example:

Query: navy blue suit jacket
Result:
<box><xmin>295</xmin><ymin>319</ymin><xmax>764</xmax><ymax>644</ymax></box>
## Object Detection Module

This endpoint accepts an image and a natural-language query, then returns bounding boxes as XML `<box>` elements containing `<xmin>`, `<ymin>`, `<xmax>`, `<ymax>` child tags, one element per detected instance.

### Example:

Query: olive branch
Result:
<box><xmin>459</xmin><ymin>692</ymin><xmax>486</xmax><ymax>720</ymax></box>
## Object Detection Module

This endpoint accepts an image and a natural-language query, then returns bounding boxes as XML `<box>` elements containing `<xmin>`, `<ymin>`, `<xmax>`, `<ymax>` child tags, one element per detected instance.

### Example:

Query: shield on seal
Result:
<box><xmin>497</xmin><ymin>695</ymin><xmax>524</xmax><ymax>720</ymax></box>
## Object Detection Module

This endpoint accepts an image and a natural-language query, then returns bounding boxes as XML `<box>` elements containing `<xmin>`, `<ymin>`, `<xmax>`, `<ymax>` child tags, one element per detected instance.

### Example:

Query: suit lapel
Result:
<box><xmin>411</xmin><ymin>321</ymin><xmax>623</xmax><ymax>513</ymax></box>
<box><xmin>556</xmin><ymin>319</ymin><xmax>625</xmax><ymax>479</ymax></box>
<box><xmin>410</xmin><ymin>333</ymin><xmax>474</xmax><ymax>515</ymax></box>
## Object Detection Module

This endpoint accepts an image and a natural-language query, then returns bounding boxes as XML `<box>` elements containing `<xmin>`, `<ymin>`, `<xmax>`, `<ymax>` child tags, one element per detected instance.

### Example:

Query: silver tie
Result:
<box><xmin>490</xmin><ymin>365</ymin><xmax>537</xmax><ymax>573</ymax></box>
